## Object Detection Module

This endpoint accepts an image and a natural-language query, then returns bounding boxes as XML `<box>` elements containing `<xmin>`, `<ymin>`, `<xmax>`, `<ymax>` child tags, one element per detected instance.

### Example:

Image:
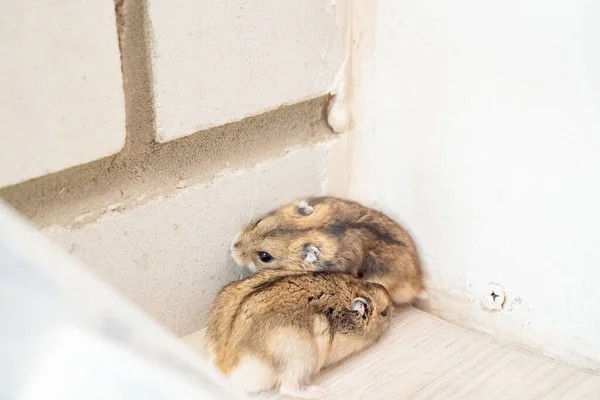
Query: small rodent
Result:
<box><xmin>231</xmin><ymin>196</ymin><xmax>424</xmax><ymax>305</ymax></box>
<box><xmin>206</xmin><ymin>270</ymin><xmax>392</xmax><ymax>398</ymax></box>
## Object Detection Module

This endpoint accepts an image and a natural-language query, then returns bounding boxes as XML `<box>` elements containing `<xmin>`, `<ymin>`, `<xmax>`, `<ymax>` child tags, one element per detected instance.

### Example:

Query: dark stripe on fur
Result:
<box><xmin>262</xmin><ymin>222</ymin><xmax>405</xmax><ymax>247</ymax></box>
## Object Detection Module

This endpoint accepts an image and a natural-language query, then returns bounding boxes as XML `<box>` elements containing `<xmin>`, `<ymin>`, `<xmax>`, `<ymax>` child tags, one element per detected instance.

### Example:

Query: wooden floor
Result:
<box><xmin>182</xmin><ymin>308</ymin><xmax>600</xmax><ymax>400</ymax></box>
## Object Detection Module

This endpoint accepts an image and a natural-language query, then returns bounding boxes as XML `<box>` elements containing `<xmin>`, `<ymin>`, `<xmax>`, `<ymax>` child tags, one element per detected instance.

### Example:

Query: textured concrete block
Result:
<box><xmin>147</xmin><ymin>0</ymin><xmax>349</xmax><ymax>143</ymax></box>
<box><xmin>0</xmin><ymin>1</ymin><xmax>125</xmax><ymax>188</ymax></box>
<box><xmin>45</xmin><ymin>143</ymin><xmax>334</xmax><ymax>336</ymax></box>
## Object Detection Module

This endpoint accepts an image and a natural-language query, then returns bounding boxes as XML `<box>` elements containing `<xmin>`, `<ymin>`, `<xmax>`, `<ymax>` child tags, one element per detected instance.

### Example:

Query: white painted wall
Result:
<box><xmin>348</xmin><ymin>0</ymin><xmax>600</xmax><ymax>370</ymax></box>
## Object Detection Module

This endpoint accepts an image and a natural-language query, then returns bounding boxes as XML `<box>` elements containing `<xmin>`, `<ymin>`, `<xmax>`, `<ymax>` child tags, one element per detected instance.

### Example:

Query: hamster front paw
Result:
<box><xmin>296</xmin><ymin>200</ymin><xmax>315</xmax><ymax>216</ymax></box>
<box><xmin>302</xmin><ymin>244</ymin><xmax>320</xmax><ymax>264</ymax></box>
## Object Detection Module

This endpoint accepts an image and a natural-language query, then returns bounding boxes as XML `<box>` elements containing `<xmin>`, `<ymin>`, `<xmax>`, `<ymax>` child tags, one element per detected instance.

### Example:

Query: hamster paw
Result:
<box><xmin>302</xmin><ymin>244</ymin><xmax>320</xmax><ymax>264</ymax></box>
<box><xmin>296</xmin><ymin>200</ymin><xmax>314</xmax><ymax>216</ymax></box>
<box><xmin>280</xmin><ymin>385</ymin><xmax>325</xmax><ymax>399</ymax></box>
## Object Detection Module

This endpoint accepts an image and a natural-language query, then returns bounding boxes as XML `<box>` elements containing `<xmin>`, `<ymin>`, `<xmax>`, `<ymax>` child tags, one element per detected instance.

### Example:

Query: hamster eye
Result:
<box><xmin>257</xmin><ymin>251</ymin><xmax>274</xmax><ymax>263</ymax></box>
<box><xmin>380</xmin><ymin>307</ymin><xmax>389</xmax><ymax>317</ymax></box>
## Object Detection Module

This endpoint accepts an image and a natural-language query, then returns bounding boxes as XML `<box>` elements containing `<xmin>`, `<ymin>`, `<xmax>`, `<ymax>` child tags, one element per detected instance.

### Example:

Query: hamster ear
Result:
<box><xmin>302</xmin><ymin>244</ymin><xmax>320</xmax><ymax>264</ymax></box>
<box><xmin>351</xmin><ymin>297</ymin><xmax>373</xmax><ymax>317</ymax></box>
<box><xmin>296</xmin><ymin>200</ymin><xmax>314</xmax><ymax>216</ymax></box>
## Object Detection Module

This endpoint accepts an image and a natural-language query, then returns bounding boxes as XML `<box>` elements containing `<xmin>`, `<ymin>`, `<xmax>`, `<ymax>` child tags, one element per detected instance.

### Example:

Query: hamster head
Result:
<box><xmin>231</xmin><ymin>200</ymin><xmax>333</xmax><ymax>273</ymax></box>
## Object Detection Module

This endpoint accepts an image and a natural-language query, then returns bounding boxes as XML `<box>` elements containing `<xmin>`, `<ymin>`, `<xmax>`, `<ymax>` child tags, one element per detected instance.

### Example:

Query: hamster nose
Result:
<box><xmin>232</xmin><ymin>241</ymin><xmax>241</xmax><ymax>250</ymax></box>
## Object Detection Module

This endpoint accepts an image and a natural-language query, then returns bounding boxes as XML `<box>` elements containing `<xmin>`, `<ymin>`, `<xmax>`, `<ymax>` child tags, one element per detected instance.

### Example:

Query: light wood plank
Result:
<box><xmin>182</xmin><ymin>308</ymin><xmax>600</xmax><ymax>399</ymax></box>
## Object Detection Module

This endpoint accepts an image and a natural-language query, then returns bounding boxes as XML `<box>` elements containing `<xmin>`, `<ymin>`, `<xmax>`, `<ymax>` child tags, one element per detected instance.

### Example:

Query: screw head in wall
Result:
<box><xmin>482</xmin><ymin>283</ymin><xmax>505</xmax><ymax>311</ymax></box>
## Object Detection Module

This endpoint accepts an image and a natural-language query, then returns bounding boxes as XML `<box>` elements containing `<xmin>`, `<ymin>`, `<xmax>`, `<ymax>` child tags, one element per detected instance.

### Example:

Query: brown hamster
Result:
<box><xmin>206</xmin><ymin>270</ymin><xmax>392</xmax><ymax>398</ymax></box>
<box><xmin>231</xmin><ymin>196</ymin><xmax>424</xmax><ymax>305</ymax></box>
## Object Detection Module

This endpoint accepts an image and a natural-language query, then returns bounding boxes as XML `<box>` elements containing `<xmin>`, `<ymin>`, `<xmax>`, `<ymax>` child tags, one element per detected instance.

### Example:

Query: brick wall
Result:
<box><xmin>0</xmin><ymin>0</ymin><xmax>351</xmax><ymax>335</ymax></box>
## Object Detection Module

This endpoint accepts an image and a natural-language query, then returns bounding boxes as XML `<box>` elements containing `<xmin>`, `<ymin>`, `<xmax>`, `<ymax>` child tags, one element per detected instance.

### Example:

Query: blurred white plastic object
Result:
<box><xmin>0</xmin><ymin>200</ymin><xmax>245</xmax><ymax>400</ymax></box>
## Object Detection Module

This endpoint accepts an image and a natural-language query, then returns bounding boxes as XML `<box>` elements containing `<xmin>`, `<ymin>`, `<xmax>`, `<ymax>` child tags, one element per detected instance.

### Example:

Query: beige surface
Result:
<box><xmin>0</xmin><ymin>1</ymin><xmax>125</xmax><ymax>188</ymax></box>
<box><xmin>183</xmin><ymin>308</ymin><xmax>600</xmax><ymax>399</ymax></box>
<box><xmin>147</xmin><ymin>0</ymin><xmax>349</xmax><ymax>142</ymax></box>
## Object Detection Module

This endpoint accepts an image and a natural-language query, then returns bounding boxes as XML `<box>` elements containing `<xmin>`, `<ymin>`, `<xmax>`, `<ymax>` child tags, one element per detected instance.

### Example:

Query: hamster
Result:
<box><xmin>231</xmin><ymin>196</ymin><xmax>424</xmax><ymax>305</ymax></box>
<box><xmin>206</xmin><ymin>270</ymin><xmax>392</xmax><ymax>398</ymax></box>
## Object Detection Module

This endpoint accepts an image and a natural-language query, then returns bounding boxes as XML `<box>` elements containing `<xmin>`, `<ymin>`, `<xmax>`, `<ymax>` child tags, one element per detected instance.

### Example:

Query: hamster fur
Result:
<box><xmin>231</xmin><ymin>196</ymin><xmax>424</xmax><ymax>305</ymax></box>
<box><xmin>206</xmin><ymin>269</ymin><xmax>392</xmax><ymax>398</ymax></box>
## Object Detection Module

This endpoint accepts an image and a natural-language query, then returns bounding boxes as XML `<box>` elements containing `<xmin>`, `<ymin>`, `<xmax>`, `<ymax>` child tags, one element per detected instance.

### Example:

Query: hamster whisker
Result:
<box><xmin>247</xmin><ymin>198</ymin><xmax>255</xmax><ymax>224</ymax></box>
